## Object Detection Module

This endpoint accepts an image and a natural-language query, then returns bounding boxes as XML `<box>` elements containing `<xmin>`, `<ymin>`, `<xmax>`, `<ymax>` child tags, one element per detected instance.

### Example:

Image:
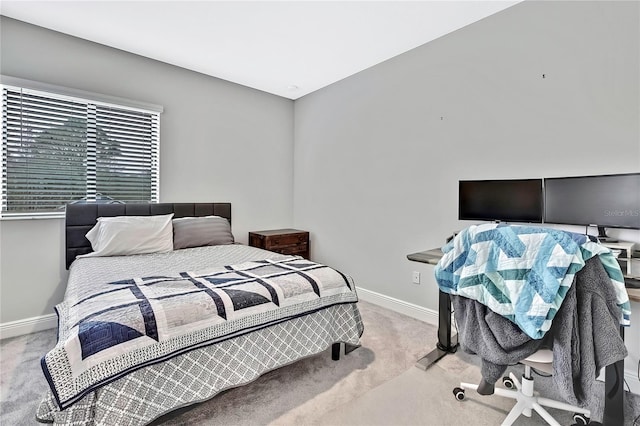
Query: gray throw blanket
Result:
<box><xmin>452</xmin><ymin>256</ymin><xmax>628</xmax><ymax>411</ymax></box>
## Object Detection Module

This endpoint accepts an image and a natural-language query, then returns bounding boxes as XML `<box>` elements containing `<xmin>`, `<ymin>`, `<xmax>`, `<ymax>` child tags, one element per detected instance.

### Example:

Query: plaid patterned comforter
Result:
<box><xmin>42</xmin><ymin>250</ymin><xmax>358</xmax><ymax>410</ymax></box>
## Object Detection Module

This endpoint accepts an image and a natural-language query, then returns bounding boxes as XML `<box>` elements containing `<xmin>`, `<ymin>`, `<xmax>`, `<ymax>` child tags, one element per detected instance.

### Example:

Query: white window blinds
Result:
<box><xmin>1</xmin><ymin>86</ymin><xmax>160</xmax><ymax>216</ymax></box>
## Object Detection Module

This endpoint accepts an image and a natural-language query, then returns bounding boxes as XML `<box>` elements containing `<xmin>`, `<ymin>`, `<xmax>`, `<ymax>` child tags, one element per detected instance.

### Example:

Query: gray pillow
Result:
<box><xmin>172</xmin><ymin>216</ymin><xmax>234</xmax><ymax>250</ymax></box>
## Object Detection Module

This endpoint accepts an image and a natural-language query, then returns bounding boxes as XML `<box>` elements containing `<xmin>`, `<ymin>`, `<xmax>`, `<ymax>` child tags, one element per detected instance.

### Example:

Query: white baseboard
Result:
<box><xmin>625</xmin><ymin>370</ymin><xmax>640</xmax><ymax>396</ymax></box>
<box><xmin>357</xmin><ymin>287</ymin><xmax>439</xmax><ymax>325</ymax></box>
<box><xmin>0</xmin><ymin>313</ymin><xmax>57</xmax><ymax>340</ymax></box>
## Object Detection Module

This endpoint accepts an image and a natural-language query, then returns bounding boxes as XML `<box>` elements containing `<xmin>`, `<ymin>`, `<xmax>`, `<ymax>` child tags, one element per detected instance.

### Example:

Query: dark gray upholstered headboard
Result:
<box><xmin>65</xmin><ymin>202</ymin><xmax>231</xmax><ymax>269</ymax></box>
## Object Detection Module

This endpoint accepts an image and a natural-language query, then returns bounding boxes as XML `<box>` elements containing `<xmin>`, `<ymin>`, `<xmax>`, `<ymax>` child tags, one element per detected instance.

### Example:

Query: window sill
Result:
<box><xmin>0</xmin><ymin>212</ymin><xmax>65</xmax><ymax>221</ymax></box>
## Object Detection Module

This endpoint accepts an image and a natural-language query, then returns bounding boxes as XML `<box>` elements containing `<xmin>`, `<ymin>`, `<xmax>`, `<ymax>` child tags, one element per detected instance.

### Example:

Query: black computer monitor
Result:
<box><xmin>544</xmin><ymin>173</ymin><xmax>640</xmax><ymax>234</ymax></box>
<box><xmin>458</xmin><ymin>179</ymin><xmax>543</xmax><ymax>223</ymax></box>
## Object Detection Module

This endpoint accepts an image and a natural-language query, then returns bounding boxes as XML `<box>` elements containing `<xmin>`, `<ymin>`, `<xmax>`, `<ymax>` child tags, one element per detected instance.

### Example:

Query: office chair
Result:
<box><xmin>452</xmin><ymin>349</ymin><xmax>592</xmax><ymax>426</ymax></box>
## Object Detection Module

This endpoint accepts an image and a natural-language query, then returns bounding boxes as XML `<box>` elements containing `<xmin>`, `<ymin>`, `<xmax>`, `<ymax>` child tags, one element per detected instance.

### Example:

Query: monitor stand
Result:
<box><xmin>597</xmin><ymin>226</ymin><xmax>618</xmax><ymax>243</ymax></box>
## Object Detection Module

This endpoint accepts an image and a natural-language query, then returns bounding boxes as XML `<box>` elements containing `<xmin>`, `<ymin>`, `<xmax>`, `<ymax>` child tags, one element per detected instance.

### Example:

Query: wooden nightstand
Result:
<box><xmin>248</xmin><ymin>229</ymin><xmax>310</xmax><ymax>259</ymax></box>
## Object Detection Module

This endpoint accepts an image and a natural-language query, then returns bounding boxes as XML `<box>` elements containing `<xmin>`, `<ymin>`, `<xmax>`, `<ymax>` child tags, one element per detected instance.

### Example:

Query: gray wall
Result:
<box><xmin>293</xmin><ymin>0</ymin><xmax>639</xmax><ymax>309</ymax></box>
<box><xmin>0</xmin><ymin>16</ymin><xmax>294</xmax><ymax>323</ymax></box>
<box><xmin>292</xmin><ymin>0</ymin><xmax>639</xmax><ymax>389</ymax></box>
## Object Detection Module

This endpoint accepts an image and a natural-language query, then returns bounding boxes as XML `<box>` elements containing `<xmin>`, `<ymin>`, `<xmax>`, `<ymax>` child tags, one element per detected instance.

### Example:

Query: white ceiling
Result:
<box><xmin>0</xmin><ymin>1</ymin><xmax>521</xmax><ymax>100</ymax></box>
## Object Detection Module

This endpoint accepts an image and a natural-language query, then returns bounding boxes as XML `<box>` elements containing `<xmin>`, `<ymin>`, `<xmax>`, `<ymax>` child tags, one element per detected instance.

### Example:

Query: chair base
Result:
<box><xmin>454</xmin><ymin>367</ymin><xmax>591</xmax><ymax>426</ymax></box>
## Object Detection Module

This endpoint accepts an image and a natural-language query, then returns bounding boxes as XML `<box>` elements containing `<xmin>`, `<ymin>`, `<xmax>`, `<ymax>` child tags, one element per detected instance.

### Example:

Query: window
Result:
<box><xmin>1</xmin><ymin>84</ymin><xmax>160</xmax><ymax>217</ymax></box>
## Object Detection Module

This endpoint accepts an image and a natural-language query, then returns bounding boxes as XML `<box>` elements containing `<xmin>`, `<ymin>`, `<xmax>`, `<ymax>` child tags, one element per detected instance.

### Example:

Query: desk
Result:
<box><xmin>406</xmin><ymin>248</ymin><xmax>445</xmax><ymax>265</ymax></box>
<box><xmin>408</xmin><ymin>248</ymin><xmax>626</xmax><ymax>426</ymax></box>
<box><xmin>627</xmin><ymin>287</ymin><xmax>640</xmax><ymax>303</ymax></box>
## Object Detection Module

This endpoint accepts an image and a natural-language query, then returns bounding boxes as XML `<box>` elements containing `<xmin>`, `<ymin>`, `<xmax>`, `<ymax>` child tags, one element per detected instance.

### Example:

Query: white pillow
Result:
<box><xmin>81</xmin><ymin>214</ymin><xmax>174</xmax><ymax>257</ymax></box>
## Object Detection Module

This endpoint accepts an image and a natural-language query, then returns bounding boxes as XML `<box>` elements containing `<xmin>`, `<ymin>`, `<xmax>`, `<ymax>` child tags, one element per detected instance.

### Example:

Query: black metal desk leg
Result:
<box><xmin>603</xmin><ymin>326</ymin><xmax>624</xmax><ymax>426</ymax></box>
<box><xmin>437</xmin><ymin>291</ymin><xmax>455</xmax><ymax>351</ymax></box>
<box><xmin>415</xmin><ymin>290</ymin><xmax>456</xmax><ymax>370</ymax></box>
<box><xmin>603</xmin><ymin>360</ymin><xmax>624</xmax><ymax>426</ymax></box>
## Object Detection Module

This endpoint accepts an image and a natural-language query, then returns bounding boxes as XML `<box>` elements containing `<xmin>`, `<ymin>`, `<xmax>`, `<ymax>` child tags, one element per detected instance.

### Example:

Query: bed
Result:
<box><xmin>36</xmin><ymin>203</ymin><xmax>363</xmax><ymax>425</ymax></box>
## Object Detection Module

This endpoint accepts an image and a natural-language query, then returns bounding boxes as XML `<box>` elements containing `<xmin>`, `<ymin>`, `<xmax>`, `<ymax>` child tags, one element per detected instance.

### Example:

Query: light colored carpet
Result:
<box><xmin>0</xmin><ymin>301</ymin><xmax>437</xmax><ymax>425</ymax></box>
<box><xmin>316</xmin><ymin>350</ymin><xmax>640</xmax><ymax>426</ymax></box>
<box><xmin>316</xmin><ymin>353</ymin><xmax>515</xmax><ymax>426</ymax></box>
<box><xmin>1</xmin><ymin>300</ymin><xmax>639</xmax><ymax>425</ymax></box>
<box><xmin>0</xmin><ymin>323</ymin><xmax>56</xmax><ymax>425</ymax></box>
<box><xmin>155</xmin><ymin>300</ymin><xmax>438</xmax><ymax>425</ymax></box>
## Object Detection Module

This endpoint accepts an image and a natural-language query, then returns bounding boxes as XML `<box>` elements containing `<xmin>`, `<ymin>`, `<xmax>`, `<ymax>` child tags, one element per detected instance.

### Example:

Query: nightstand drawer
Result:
<box><xmin>265</xmin><ymin>233</ymin><xmax>307</xmax><ymax>248</ymax></box>
<box><xmin>276</xmin><ymin>243</ymin><xmax>309</xmax><ymax>256</ymax></box>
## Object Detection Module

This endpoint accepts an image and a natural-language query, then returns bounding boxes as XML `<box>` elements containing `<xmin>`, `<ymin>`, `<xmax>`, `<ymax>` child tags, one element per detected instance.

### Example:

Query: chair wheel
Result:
<box><xmin>453</xmin><ymin>387</ymin><xmax>465</xmax><ymax>401</ymax></box>
<box><xmin>572</xmin><ymin>413</ymin><xmax>590</xmax><ymax>425</ymax></box>
<box><xmin>502</xmin><ymin>376</ymin><xmax>515</xmax><ymax>389</ymax></box>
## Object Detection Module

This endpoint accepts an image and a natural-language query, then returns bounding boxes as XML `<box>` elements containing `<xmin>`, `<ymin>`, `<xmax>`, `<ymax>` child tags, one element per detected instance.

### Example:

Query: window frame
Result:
<box><xmin>0</xmin><ymin>76</ymin><xmax>163</xmax><ymax>220</ymax></box>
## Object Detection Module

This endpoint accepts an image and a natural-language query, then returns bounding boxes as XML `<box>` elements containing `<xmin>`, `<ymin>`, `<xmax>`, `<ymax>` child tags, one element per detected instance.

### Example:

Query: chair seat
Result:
<box><xmin>523</xmin><ymin>349</ymin><xmax>553</xmax><ymax>364</ymax></box>
<box><xmin>522</xmin><ymin>349</ymin><xmax>553</xmax><ymax>375</ymax></box>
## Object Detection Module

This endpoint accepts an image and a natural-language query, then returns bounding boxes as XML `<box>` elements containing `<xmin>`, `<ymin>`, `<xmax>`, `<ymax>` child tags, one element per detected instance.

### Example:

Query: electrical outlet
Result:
<box><xmin>412</xmin><ymin>271</ymin><xmax>420</xmax><ymax>284</ymax></box>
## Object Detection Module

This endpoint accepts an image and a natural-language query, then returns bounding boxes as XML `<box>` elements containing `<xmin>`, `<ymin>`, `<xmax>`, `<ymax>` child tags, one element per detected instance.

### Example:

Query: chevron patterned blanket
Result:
<box><xmin>42</xmin><ymin>255</ymin><xmax>358</xmax><ymax>410</ymax></box>
<box><xmin>434</xmin><ymin>224</ymin><xmax>630</xmax><ymax>339</ymax></box>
